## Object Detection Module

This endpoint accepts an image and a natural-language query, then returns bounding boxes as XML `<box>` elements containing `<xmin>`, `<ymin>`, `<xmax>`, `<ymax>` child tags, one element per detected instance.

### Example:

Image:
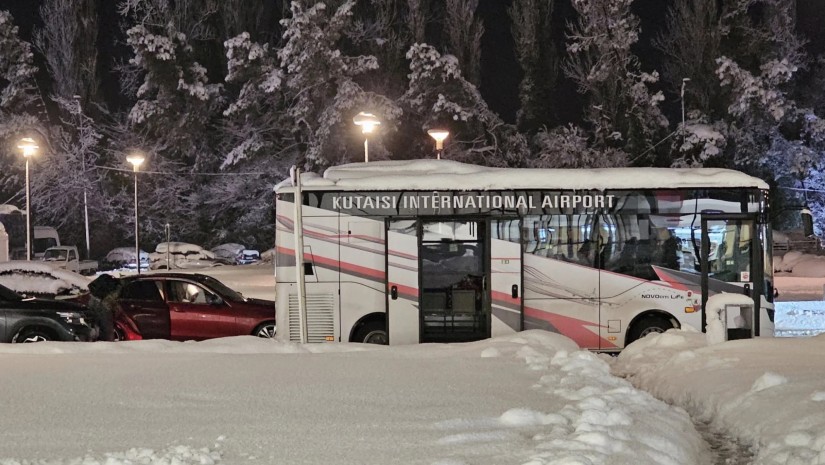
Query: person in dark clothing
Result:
<box><xmin>660</xmin><ymin>230</ymin><xmax>680</xmax><ymax>270</ymax></box>
<box><xmin>87</xmin><ymin>274</ymin><xmax>122</xmax><ymax>341</ymax></box>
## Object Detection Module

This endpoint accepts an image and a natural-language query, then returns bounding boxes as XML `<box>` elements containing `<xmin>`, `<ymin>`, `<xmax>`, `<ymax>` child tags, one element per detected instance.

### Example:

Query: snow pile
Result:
<box><xmin>284</xmin><ymin>159</ymin><xmax>768</xmax><ymax>191</ymax></box>
<box><xmin>775</xmin><ymin>301</ymin><xmax>825</xmax><ymax>336</ymax></box>
<box><xmin>0</xmin><ymin>331</ymin><xmax>708</xmax><ymax>465</ymax></box>
<box><xmin>0</xmin><ymin>261</ymin><xmax>90</xmax><ymax>296</ymax></box>
<box><xmin>614</xmin><ymin>330</ymin><xmax>825</xmax><ymax>465</ymax></box>
<box><xmin>774</xmin><ymin>250</ymin><xmax>825</xmax><ymax>276</ymax></box>
<box><xmin>704</xmin><ymin>293</ymin><xmax>755</xmax><ymax>345</ymax></box>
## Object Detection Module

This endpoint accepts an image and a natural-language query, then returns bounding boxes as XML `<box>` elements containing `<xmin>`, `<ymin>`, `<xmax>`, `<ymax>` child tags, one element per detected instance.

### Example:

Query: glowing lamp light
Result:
<box><xmin>427</xmin><ymin>129</ymin><xmax>449</xmax><ymax>159</ymax></box>
<box><xmin>353</xmin><ymin>112</ymin><xmax>381</xmax><ymax>134</ymax></box>
<box><xmin>17</xmin><ymin>137</ymin><xmax>39</xmax><ymax>158</ymax></box>
<box><xmin>126</xmin><ymin>154</ymin><xmax>145</xmax><ymax>170</ymax></box>
<box><xmin>353</xmin><ymin>112</ymin><xmax>381</xmax><ymax>162</ymax></box>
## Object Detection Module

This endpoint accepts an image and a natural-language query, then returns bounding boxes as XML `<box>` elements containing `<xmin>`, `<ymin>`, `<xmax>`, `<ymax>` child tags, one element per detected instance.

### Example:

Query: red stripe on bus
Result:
<box><xmin>524</xmin><ymin>306</ymin><xmax>617</xmax><ymax>349</ymax></box>
<box><xmin>278</xmin><ymin>246</ymin><xmax>386</xmax><ymax>280</ymax></box>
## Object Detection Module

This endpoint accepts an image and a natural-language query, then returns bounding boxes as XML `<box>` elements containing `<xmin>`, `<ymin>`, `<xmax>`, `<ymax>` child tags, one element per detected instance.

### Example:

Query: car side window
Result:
<box><xmin>168</xmin><ymin>281</ymin><xmax>214</xmax><ymax>304</ymax></box>
<box><xmin>121</xmin><ymin>280</ymin><xmax>164</xmax><ymax>302</ymax></box>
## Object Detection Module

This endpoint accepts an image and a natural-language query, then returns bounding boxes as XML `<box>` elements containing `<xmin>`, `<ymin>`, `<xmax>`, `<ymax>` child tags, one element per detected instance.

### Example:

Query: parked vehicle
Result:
<box><xmin>149</xmin><ymin>242</ymin><xmax>220</xmax><ymax>270</ymax></box>
<box><xmin>101</xmin><ymin>247</ymin><xmax>150</xmax><ymax>271</ymax></box>
<box><xmin>33</xmin><ymin>226</ymin><xmax>60</xmax><ymax>259</ymax></box>
<box><xmin>0</xmin><ymin>282</ymin><xmax>94</xmax><ymax>342</ymax></box>
<box><xmin>236</xmin><ymin>249</ymin><xmax>261</xmax><ymax>265</ymax></box>
<box><xmin>0</xmin><ymin>206</ymin><xmax>60</xmax><ymax>261</ymax></box>
<box><xmin>116</xmin><ymin>273</ymin><xmax>276</xmax><ymax>341</ymax></box>
<box><xmin>211</xmin><ymin>243</ymin><xmax>245</xmax><ymax>265</ymax></box>
<box><xmin>42</xmin><ymin>246</ymin><xmax>98</xmax><ymax>275</ymax></box>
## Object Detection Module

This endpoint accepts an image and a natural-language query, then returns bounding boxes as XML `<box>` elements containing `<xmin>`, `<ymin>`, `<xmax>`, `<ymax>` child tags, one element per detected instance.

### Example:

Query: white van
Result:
<box><xmin>33</xmin><ymin>226</ymin><xmax>60</xmax><ymax>259</ymax></box>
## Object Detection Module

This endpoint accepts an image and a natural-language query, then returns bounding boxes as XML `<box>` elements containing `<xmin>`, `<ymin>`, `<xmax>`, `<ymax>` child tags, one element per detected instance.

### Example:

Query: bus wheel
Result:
<box><xmin>354</xmin><ymin>321</ymin><xmax>388</xmax><ymax>345</ymax></box>
<box><xmin>627</xmin><ymin>315</ymin><xmax>673</xmax><ymax>344</ymax></box>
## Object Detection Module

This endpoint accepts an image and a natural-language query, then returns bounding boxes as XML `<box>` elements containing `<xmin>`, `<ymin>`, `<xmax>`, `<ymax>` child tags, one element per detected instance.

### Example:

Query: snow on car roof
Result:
<box><xmin>277</xmin><ymin>159</ymin><xmax>769</xmax><ymax>191</ymax></box>
<box><xmin>105</xmin><ymin>247</ymin><xmax>149</xmax><ymax>262</ymax></box>
<box><xmin>0</xmin><ymin>261</ymin><xmax>91</xmax><ymax>296</ymax></box>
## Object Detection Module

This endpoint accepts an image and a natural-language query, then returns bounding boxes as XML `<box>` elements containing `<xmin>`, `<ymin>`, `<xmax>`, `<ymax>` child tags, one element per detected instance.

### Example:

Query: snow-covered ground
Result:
<box><xmin>1</xmin><ymin>260</ymin><xmax>825</xmax><ymax>464</ymax></box>
<box><xmin>0</xmin><ymin>332</ymin><xmax>710</xmax><ymax>465</ymax></box>
<box><xmin>614</xmin><ymin>330</ymin><xmax>825</xmax><ymax>465</ymax></box>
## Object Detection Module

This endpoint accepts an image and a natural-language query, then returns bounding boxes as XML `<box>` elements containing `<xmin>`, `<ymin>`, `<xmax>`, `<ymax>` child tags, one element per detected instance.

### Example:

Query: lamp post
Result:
<box><xmin>126</xmin><ymin>153</ymin><xmax>145</xmax><ymax>274</ymax></box>
<box><xmin>74</xmin><ymin>95</ymin><xmax>92</xmax><ymax>260</ymax></box>
<box><xmin>165</xmin><ymin>223</ymin><xmax>171</xmax><ymax>270</ymax></box>
<box><xmin>17</xmin><ymin>138</ymin><xmax>39</xmax><ymax>261</ymax></box>
<box><xmin>353</xmin><ymin>112</ymin><xmax>381</xmax><ymax>162</ymax></box>
<box><xmin>427</xmin><ymin>129</ymin><xmax>449</xmax><ymax>159</ymax></box>
<box><xmin>680</xmin><ymin>78</ymin><xmax>691</xmax><ymax>129</ymax></box>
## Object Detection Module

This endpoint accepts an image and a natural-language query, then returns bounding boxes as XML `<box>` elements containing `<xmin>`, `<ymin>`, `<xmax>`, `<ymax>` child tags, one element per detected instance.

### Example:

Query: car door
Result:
<box><xmin>119</xmin><ymin>278</ymin><xmax>170</xmax><ymax>339</ymax></box>
<box><xmin>166</xmin><ymin>279</ymin><xmax>239</xmax><ymax>340</ymax></box>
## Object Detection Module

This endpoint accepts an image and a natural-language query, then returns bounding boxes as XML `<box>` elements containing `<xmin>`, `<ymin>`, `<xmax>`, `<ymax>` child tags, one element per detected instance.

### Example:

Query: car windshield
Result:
<box><xmin>199</xmin><ymin>275</ymin><xmax>245</xmax><ymax>301</ymax></box>
<box><xmin>43</xmin><ymin>249</ymin><xmax>68</xmax><ymax>260</ymax></box>
<box><xmin>0</xmin><ymin>284</ymin><xmax>23</xmax><ymax>301</ymax></box>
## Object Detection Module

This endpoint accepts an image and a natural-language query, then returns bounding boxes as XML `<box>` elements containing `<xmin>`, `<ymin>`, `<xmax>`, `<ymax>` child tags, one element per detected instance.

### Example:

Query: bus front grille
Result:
<box><xmin>287</xmin><ymin>294</ymin><xmax>335</xmax><ymax>343</ymax></box>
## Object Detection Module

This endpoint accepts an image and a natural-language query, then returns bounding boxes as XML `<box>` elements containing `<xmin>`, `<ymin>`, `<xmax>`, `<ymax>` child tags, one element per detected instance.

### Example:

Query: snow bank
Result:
<box><xmin>614</xmin><ymin>330</ymin><xmax>825</xmax><ymax>465</ymax></box>
<box><xmin>0</xmin><ymin>331</ymin><xmax>708</xmax><ymax>465</ymax></box>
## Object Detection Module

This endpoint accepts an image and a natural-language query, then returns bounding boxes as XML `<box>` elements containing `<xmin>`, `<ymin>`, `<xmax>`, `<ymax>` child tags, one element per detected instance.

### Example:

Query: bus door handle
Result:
<box><xmin>511</xmin><ymin>284</ymin><xmax>519</xmax><ymax>299</ymax></box>
<box><xmin>743</xmin><ymin>283</ymin><xmax>751</xmax><ymax>297</ymax></box>
<box><xmin>390</xmin><ymin>285</ymin><xmax>398</xmax><ymax>300</ymax></box>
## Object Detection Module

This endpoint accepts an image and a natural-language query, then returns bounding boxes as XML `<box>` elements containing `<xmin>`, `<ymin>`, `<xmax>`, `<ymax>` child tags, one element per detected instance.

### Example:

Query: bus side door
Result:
<box><xmin>386</xmin><ymin>220</ymin><xmax>420</xmax><ymax>344</ymax></box>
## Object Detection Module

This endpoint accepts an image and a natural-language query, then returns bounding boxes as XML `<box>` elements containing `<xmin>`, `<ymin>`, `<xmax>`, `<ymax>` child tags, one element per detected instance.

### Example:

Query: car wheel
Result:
<box><xmin>627</xmin><ymin>315</ymin><xmax>674</xmax><ymax>345</ymax></box>
<box><xmin>354</xmin><ymin>321</ymin><xmax>388</xmax><ymax>345</ymax></box>
<box><xmin>12</xmin><ymin>328</ymin><xmax>55</xmax><ymax>343</ymax></box>
<box><xmin>254</xmin><ymin>322</ymin><xmax>276</xmax><ymax>338</ymax></box>
<box><xmin>113</xmin><ymin>325</ymin><xmax>126</xmax><ymax>342</ymax></box>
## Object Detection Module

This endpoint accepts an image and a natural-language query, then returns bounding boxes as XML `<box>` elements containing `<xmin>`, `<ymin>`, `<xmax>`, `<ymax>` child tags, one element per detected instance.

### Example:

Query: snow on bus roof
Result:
<box><xmin>280</xmin><ymin>159</ymin><xmax>769</xmax><ymax>191</ymax></box>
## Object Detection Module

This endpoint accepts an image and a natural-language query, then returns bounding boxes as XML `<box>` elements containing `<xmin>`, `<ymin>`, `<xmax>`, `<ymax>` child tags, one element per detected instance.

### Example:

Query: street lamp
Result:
<box><xmin>17</xmin><ymin>137</ymin><xmax>39</xmax><ymax>261</ymax></box>
<box><xmin>353</xmin><ymin>112</ymin><xmax>381</xmax><ymax>162</ymax></box>
<box><xmin>126</xmin><ymin>153</ymin><xmax>145</xmax><ymax>274</ymax></box>
<box><xmin>165</xmin><ymin>223</ymin><xmax>171</xmax><ymax>270</ymax></box>
<box><xmin>74</xmin><ymin>94</ymin><xmax>91</xmax><ymax>260</ymax></box>
<box><xmin>680</xmin><ymin>78</ymin><xmax>691</xmax><ymax>129</ymax></box>
<box><xmin>427</xmin><ymin>129</ymin><xmax>449</xmax><ymax>159</ymax></box>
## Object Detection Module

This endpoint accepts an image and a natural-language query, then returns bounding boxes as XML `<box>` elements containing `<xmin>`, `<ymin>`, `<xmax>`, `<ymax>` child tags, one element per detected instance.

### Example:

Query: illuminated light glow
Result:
<box><xmin>353</xmin><ymin>112</ymin><xmax>381</xmax><ymax>134</ymax></box>
<box><xmin>17</xmin><ymin>137</ymin><xmax>39</xmax><ymax>157</ymax></box>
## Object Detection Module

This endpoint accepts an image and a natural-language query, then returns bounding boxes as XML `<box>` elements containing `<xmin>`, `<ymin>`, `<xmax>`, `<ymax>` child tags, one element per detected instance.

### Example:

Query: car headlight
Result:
<box><xmin>56</xmin><ymin>311</ymin><xmax>89</xmax><ymax>326</ymax></box>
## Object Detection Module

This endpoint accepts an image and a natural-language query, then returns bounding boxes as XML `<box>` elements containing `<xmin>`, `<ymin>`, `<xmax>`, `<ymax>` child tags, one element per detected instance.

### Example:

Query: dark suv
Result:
<box><xmin>0</xmin><ymin>283</ymin><xmax>94</xmax><ymax>343</ymax></box>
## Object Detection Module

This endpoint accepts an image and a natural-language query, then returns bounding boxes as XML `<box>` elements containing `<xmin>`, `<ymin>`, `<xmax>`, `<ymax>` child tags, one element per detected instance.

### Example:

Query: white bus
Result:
<box><xmin>274</xmin><ymin>159</ymin><xmax>774</xmax><ymax>350</ymax></box>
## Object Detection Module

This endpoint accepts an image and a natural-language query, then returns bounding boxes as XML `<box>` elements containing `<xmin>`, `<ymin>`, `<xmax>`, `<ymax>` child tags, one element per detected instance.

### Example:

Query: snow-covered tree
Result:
<box><xmin>530</xmin><ymin>124</ymin><xmax>628</xmax><ymax>168</ymax></box>
<box><xmin>34</xmin><ymin>0</ymin><xmax>100</xmax><ymax>107</ymax></box>
<box><xmin>443</xmin><ymin>0</ymin><xmax>484</xmax><ymax>87</ymax></box>
<box><xmin>401</xmin><ymin>43</ymin><xmax>528</xmax><ymax>167</ymax></box>
<box><xmin>0</xmin><ymin>11</ymin><xmax>46</xmax><ymax>205</ymax></box>
<box><xmin>219</xmin><ymin>0</ymin><xmax>279</xmax><ymax>41</ymax></box>
<box><xmin>272</xmin><ymin>0</ymin><xmax>398</xmax><ymax>168</ymax></box>
<box><xmin>509</xmin><ymin>0</ymin><xmax>558</xmax><ymax>132</ymax></box>
<box><xmin>28</xmin><ymin>98</ymin><xmax>118</xmax><ymax>256</ymax></box>
<box><xmin>406</xmin><ymin>0</ymin><xmax>428</xmax><ymax>44</ymax></box>
<box><xmin>653</xmin><ymin>0</ymin><xmax>722</xmax><ymax>114</ymax></box>
<box><xmin>564</xmin><ymin>0</ymin><xmax>668</xmax><ymax>161</ymax></box>
<box><xmin>349</xmin><ymin>0</ymin><xmax>415</xmax><ymax>97</ymax></box>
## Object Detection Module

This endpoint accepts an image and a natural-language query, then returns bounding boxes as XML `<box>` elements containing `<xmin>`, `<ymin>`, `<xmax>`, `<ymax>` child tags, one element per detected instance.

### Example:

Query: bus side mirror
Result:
<box><xmin>802</xmin><ymin>208</ymin><xmax>814</xmax><ymax>237</ymax></box>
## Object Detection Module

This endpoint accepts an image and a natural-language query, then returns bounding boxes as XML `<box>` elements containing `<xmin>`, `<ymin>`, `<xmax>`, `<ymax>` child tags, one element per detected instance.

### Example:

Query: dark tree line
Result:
<box><xmin>1</xmin><ymin>0</ymin><xmax>824</xmax><ymax>258</ymax></box>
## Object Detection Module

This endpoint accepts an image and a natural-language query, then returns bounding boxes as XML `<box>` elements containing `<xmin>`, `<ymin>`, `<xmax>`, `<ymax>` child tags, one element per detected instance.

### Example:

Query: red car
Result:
<box><xmin>117</xmin><ymin>273</ymin><xmax>276</xmax><ymax>341</ymax></box>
